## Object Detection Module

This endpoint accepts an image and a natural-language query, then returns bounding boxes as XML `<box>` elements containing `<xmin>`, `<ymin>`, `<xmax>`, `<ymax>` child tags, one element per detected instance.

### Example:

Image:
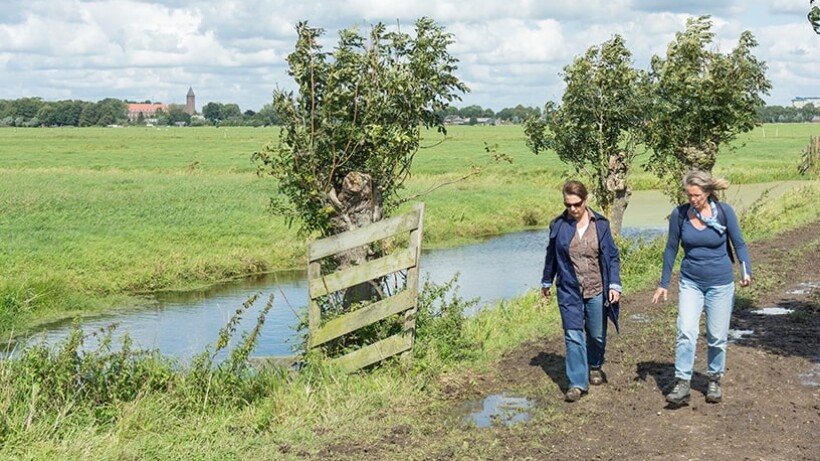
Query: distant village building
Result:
<box><xmin>186</xmin><ymin>87</ymin><xmax>196</xmax><ymax>115</ymax></box>
<box><xmin>792</xmin><ymin>96</ymin><xmax>820</xmax><ymax>108</ymax></box>
<box><xmin>443</xmin><ymin>115</ymin><xmax>468</xmax><ymax>125</ymax></box>
<box><xmin>126</xmin><ymin>103</ymin><xmax>168</xmax><ymax>121</ymax></box>
<box><xmin>126</xmin><ymin>87</ymin><xmax>196</xmax><ymax>121</ymax></box>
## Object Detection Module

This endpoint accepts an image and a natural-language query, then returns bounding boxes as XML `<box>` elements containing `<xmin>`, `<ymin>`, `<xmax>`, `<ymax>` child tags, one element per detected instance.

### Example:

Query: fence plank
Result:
<box><xmin>309</xmin><ymin>208</ymin><xmax>422</xmax><ymax>261</ymax></box>
<box><xmin>332</xmin><ymin>333</ymin><xmax>414</xmax><ymax>373</ymax></box>
<box><xmin>307</xmin><ymin>260</ymin><xmax>322</xmax><ymax>339</ymax></box>
<box><xmin>308</xmin><ymin>248</ymin><xmax>416</xmax><ymax>298</ymax></box>
<box><xmin>402</xmin><ymin>203</ymin><xmax>425</xmax><ymax>361</ymax></box>
<box><xmin>309</xmin><ymin>289</ymin><xmax>415</xmax><ymax>348</ymax></box>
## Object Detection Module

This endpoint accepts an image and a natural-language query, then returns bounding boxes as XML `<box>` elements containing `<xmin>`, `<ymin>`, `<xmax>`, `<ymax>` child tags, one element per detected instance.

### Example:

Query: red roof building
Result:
<box><xmin>127</xmin><ymin>103</ymin><xmax>168</xmax><ymax>121</ymax></box>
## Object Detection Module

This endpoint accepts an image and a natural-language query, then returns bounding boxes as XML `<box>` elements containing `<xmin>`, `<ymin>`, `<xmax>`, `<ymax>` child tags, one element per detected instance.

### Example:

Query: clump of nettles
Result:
<box><xmin>0</xmin><ymin>291</ymin><xmax>276</xmax><ymax>437</ymax></box>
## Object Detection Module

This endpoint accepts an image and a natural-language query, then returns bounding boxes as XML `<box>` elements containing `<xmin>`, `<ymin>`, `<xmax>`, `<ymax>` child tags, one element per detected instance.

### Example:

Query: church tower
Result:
<box><xmin>186</xmin><ymin>87</ymin><xmax>196</xmax><ymax>115</ymax></box>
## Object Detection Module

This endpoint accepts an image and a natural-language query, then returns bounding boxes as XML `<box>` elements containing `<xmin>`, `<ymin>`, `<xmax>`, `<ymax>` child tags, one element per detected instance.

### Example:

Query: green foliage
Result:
<box><xmin>185</xmin><ymin>292</ymin><xmax>276</xmax><ymax>408</ymax></box>
<box><xmin>5</xmin><ymin>325</ymin><xmax>173</xmax><ymax>428</ymax></box>
<box><xmin>0</xmin><ymin>292</ymin><xmax>280</xmax><ymax>441</ymax></box>
<box><xmin>413</xmin><ymin>275</ymin><xmax>478</xmax><ymax>363</ymax></box>
<box><xmin>645</xmin><ymin>15</ymin><xmax>772</xmax><ymax>201</ymax></box>
<box><xmin>253</xmin><ymin>18</ymin><xmax>468</xmax><ymax>235</ymax></box>
<box><xmin>810</xmin><ymin>0</ymin><xmax>820</xmax><ymax>34</ymax></box>
<box><xmin>524</xmin><ymin>35</ymin><xmax>648</xmax><ymax>232</ymax></box>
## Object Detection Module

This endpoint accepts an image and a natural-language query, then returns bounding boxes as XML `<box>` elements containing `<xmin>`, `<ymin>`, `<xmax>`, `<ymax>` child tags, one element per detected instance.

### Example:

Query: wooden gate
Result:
<box><xmin>307</xmin><ymin>203</ymin><xmax>425</xmax><ymax>372</ymax></box>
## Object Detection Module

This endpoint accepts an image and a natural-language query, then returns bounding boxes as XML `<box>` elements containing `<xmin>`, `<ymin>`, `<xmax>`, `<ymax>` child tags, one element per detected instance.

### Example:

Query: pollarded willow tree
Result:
<box><xmin>254</xmin><ymin>18</ymin><xmax>468</xmax><ymax>253</ymax></box>
<box><xmin>524</xmin><ymin>35</ymin><xmax>649</xmax><ymax>236</ymax></box>
<box><xmin>645</xmin><ymin>15</ymin><xmax>771</xmax><ymax>203</ymax></box>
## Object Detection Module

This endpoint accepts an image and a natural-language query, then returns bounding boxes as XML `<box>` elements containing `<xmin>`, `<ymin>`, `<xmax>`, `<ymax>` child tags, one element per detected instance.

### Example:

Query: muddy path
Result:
<box><xmin>485</xmin><ymin>220</ymin><xmax>820</xmax><ymax>460</ymax></box>
<box><xmin>316</xmin><ymin>220</ymin><xmax>820</xmax><ymax>460</ymax></box>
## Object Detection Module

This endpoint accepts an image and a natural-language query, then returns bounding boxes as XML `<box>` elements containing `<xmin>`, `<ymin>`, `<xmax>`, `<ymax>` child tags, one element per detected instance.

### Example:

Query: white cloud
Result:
<box><xmin>0</xmin><ymin>0</ymin><xmax>817</xmax><ymax>111</ymax></box>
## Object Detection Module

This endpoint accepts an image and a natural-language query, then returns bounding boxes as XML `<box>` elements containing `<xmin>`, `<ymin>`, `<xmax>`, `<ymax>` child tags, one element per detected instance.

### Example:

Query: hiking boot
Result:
<box><xmin>565</xmin><ymin>387</ymin><xmax>584</xmax><ymax>402</ymax></box>
<box><xmin>589</xmin><ymin>368</ymin><xmax>606</xmax><ymax>386</ymax></box>
<box><xmin>665</xmin><ymin>379</ymin><xmax>691</xmax><ymax>405</ymax></box>
<box><xmin>706</xmin><ymin>375</ymin><xmax>722</xmax><ymax>403</ymax></box>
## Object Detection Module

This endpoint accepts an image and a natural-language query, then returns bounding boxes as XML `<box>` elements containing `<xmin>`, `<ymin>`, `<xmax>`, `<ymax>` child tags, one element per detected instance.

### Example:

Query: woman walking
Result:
<box><xmin>541</xmin><ymin>180</ymin><xmax>622</xmax><ymax>402</ymax></box>
<box><xmin>652</xmin><ymin>170</ymin><xmax>752</xmax><ymax>405</ymax></box>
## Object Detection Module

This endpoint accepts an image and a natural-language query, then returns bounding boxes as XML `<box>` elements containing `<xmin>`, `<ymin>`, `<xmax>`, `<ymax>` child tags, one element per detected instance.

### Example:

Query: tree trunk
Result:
<box><xmin>326</xmin><ymin>171</ymin><xmax>384</xmax><ymax>307</ymax></box>
<box><xmin>605</xmin><ymin>152</ymin><xmax>632</xmax><ymax>237</ymax></box>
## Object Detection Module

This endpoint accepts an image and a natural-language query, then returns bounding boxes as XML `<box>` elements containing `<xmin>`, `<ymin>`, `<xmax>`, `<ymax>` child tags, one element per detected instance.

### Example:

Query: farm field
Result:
<box><xmin>0</xmin><ymin>124</ymin><xmax>816</xmax><ymax>331</ymax></box>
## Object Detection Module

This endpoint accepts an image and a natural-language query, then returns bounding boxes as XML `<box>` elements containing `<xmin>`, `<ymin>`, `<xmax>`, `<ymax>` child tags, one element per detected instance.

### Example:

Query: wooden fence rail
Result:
<box><xmin>307</xmin><ymin>202</ymin><xmax>425</xmax><ymax>373</ymax></box>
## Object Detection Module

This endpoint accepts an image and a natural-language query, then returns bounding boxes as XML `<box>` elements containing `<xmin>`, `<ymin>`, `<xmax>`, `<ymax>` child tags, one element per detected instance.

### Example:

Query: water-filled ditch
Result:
<box><xmin>15</xmin><ymin>182</ymin><xmax>805</xmax><ymax>361</ymax></box>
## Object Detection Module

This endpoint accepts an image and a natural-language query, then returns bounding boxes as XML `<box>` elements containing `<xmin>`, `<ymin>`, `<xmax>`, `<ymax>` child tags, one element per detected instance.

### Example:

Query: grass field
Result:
<box><xmin>0</xmin><ymin>123</ymin><xmax>819</xmax><ymax>459</ymax></box>
<box><xmin>0</xmin><ymin>123</ymin><xmax>817</xmax><ymax>330</ymax></box>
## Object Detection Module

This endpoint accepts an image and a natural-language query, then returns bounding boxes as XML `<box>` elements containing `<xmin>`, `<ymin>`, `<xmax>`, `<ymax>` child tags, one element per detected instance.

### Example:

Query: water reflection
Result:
<box><xmin>17</xmin><ymin>271</ymin><xmax>309</xmax><ymax>362</ymax></box>
<box><xmin>459</xmin><ymin>393</ymin><xmax>534</xmax><ymax>428</ymax></box>
<box><xmin>16</xmin><ymin>227</ymin><xmax>661</xmax><ymax>360</ymax></box>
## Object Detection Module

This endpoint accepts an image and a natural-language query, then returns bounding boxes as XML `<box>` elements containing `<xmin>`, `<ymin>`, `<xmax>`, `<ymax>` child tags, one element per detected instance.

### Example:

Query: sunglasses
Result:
<box><xmin>564</xmin><ymin>200</ymin><xmax>585</xmax><ymax>209</ymax></box>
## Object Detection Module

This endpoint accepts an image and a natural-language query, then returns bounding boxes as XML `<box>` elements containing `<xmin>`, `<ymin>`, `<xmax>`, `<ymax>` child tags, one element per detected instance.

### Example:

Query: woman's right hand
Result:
<box><xmin>651</xmin><ymin>287</ymin><xmax>667</xmax><ymax>304</ymax></box>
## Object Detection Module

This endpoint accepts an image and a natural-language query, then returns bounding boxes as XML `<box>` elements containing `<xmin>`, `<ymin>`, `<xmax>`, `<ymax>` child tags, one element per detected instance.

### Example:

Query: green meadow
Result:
<box><xmin>0</xmin><ymin>124</ymin><xmax>819</xmax><ymax>459</ymax></box>
<box><xmin>0</xmin><ymin>124</ymin><xmax>816</xmax><ymax>331</ymax></box>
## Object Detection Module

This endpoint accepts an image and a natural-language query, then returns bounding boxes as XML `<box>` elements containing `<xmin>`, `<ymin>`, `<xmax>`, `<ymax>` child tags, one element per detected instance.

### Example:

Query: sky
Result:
<box><xmin>0</xmin><ymin>0</ymin><xmax>817</xmax><ymax>113</ymax></box>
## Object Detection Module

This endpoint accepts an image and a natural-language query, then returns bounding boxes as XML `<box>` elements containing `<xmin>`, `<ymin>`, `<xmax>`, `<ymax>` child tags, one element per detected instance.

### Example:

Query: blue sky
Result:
<box><xmin>0</xmin><ymin>0</ymin><xmax>816</xmax><ymax>112</ymax></box>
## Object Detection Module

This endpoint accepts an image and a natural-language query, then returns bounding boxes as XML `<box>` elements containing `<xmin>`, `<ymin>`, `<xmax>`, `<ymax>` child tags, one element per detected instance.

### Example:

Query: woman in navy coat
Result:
<box><xmin>541</xmin><ymin>180</ymin><xmax>622</xmax><ymax>402</ymax></box>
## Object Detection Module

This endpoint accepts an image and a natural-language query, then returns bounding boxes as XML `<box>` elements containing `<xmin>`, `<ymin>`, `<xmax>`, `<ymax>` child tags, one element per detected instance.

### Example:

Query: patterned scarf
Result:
<box><xmin>693</xmin><ymin>199</ymin><xmax>726</xmax><ymax>235</ymax></box>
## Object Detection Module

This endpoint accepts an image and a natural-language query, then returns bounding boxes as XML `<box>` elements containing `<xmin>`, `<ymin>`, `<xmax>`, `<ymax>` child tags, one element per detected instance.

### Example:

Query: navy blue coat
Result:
<box><xmin>541</xmin><ymin>209</ymin><xmax>622</xmax><ymax>331</ymax></box>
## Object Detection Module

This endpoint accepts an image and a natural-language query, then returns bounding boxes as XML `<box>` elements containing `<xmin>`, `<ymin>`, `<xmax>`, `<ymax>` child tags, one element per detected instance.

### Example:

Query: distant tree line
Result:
<box><xmin>0</xmin><ymin>97</ymin><xmax>281</xmax><ymax>127</ymax></box>
<box><xmin>438</xmin><ymin>104</ymin><xmax>542</xmax><ymax>124</ymax></box>
<box><xmin>757</xmin><ymin>103</ymin><xmax>819</xmax><ymax>123</ymax></box>
<box><xmin>0</xmin><ymin>97</ymin><xmax>128</xmax><ymax>127</ymax></box>
<box><xmin>0</xmin><ymin>95</ymin><xmax>816</xmax><ymax>128</ymax></box>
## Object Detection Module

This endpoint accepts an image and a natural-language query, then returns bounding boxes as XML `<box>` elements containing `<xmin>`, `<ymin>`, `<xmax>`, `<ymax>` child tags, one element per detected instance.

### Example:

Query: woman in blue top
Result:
<box><xmin>541</xmin><ymin>180</ymin><xmax>622</xmax><ymax>402</ymax></box>
<box><xmin>652</xmin><ymin>170</ymin><xmax>752</xmax><ymax>405</ymax></box>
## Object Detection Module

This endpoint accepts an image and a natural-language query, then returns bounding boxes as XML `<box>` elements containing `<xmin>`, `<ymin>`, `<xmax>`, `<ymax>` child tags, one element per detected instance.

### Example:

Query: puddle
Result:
<box><xmin>727</xmin><ymin>329</ymin><xmax>754</xmax><ymax>342</ymax></box>
<box><xmin>750</xmin><ymin>307</ymin><xmax>794</xmax><ymax>315</ymax></box>
<box><xmin>630</xmin><ymin>313</ymin><xmax>651</xmax><ymax>323</ymax></box>
<box><xmin>459</xmin><ymin>393</ymin><xmax>534</xmax><ymax>428</ymax></box>
<box><xmin>798</xmin><ymin>357</ymin><xmax>820</xmax><ymax>387</ymax></box>
<box><xmin>785</xmin><ymin>281</ymin><xmax>820</xmax><ymax>295</ymax></box>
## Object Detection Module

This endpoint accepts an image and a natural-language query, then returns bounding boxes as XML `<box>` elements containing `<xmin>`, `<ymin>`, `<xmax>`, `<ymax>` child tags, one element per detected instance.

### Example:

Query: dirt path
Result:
<box><xmin>480</xmin><ymin>220</ymin><xmax>820</xmax><ymax>460</ymax></box>
<box><xmin>315</xmin><ymin>220</ymin><xmax>820</xmax><ymax>460</ymax></box>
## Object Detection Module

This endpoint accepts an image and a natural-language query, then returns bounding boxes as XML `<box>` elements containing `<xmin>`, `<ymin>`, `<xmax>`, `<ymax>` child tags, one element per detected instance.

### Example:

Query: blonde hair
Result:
<box><xmin>682</xmin><ymin>170</ymin><xmax>729</xmax><ymax>195</ymax></box>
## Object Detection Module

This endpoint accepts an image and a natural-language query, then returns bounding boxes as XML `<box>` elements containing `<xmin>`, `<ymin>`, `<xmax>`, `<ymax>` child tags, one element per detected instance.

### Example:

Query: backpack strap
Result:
<box><xmin>715</xmin><ymin>202</ymin><xmax>735</xmax><ymax>263</ymax></box>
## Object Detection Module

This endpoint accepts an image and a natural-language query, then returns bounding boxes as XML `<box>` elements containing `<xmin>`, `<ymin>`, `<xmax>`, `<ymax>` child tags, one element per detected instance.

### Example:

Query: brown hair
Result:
<box><xmin>562</xmin><ymin>180</ymin><xmax>588</xmax><ymax>200</ymax></box>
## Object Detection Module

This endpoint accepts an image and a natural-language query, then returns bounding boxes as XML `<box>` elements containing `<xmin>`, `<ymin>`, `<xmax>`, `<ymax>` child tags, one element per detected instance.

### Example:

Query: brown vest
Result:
<box><xmin>569</xmin><ymin>216</ymin><xmax>604</xmax><ymax>299</ymax></box>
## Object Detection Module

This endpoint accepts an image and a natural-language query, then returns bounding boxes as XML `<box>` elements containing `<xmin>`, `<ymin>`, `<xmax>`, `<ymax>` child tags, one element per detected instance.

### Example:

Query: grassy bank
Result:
<box><xmin>0</xmin><ymin>124</ymin><xmax>816</xmax><ymax>331</ymax></box>
<box><xmin>1</xmin><ymin>179</ymin><xmax>818</xmax><ymax>460</ymax></box>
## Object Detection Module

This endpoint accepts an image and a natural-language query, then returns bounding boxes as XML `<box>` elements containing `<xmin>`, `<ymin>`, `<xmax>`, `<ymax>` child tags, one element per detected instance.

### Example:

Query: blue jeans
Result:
<box><xmin>564</xmin><ymin>293</ymin><xmax>606</xmax><ymax>390</ymax></box>
<box><xmin>675</xmin><ymin>278</ymin><xmax>735</xmax><ymax>381</ymax></box>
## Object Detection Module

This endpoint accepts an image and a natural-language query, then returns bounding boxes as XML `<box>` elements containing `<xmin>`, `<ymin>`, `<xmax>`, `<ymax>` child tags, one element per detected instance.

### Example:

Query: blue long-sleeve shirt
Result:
<box><xmin>660</xmin><ymin>203</ymin><xmax>751</xmax><ymax>289</ymax></box>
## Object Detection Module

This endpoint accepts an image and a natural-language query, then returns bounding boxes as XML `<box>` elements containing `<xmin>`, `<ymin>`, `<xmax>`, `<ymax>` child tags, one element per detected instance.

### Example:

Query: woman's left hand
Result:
<box><xmin>608</xmin><ymin>289</ymin><xmax>621</xmax><ymax>304</ymax></box>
